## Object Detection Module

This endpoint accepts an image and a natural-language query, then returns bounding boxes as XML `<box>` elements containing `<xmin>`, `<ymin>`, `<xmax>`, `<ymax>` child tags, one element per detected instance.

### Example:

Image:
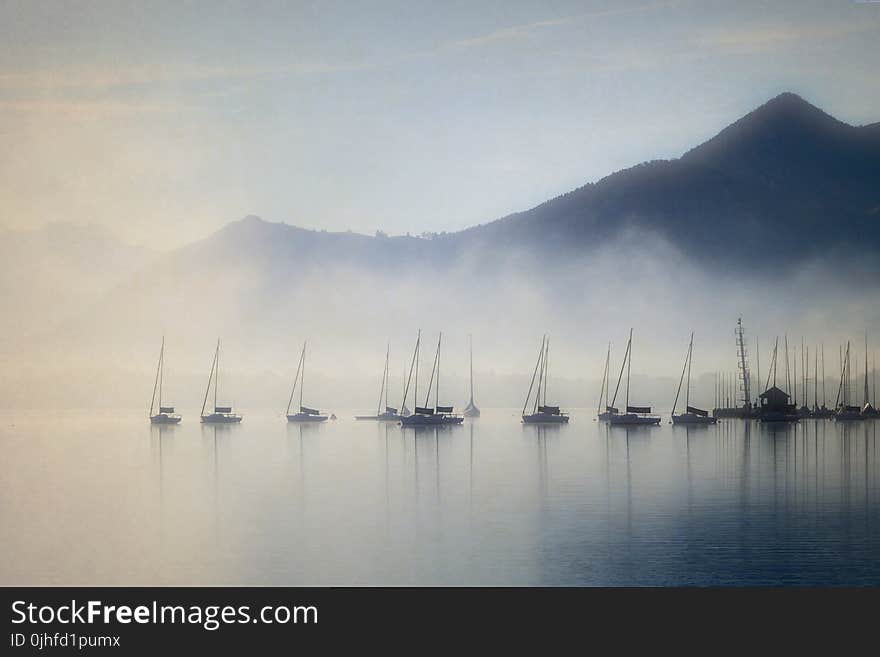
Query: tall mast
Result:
<box><xmin>215</xmin><ymin>340</ymin><xmax>219</xmax><ymax>410</ymax></box>
<box><xmin>672</xmin><ymin>333</ymin><xmax>692</xmax><ymax>417</ymax></box>
<box><xmin>686</xmin><ymin>333</ymin><xmax>693</xmax><ymax>408</ymax></box>
<box><xmin>158</xmin><ymin>336</ymin><xmax>164</xmax><ymax>411</ymax></box>
<box><xmin>150</xmin><ymin>337</ymin><xmax>164</xmax><ymax>417</ymax></box>
<box><xmin>468</xmin><ymin>334</ymin><xmax>474</xmax><ymax>404</ymax></box>
<box><xmin>400</xmin><ymin>330</ymin><xmax>421</xmax><ymax>412</ymax></box>
<box><xmin>597</xmin><ymin>342</ymin><xmax>610</xmax><ymax>414</ymax></box>
<box><xmin>436</xmin><ymin>332</ymin><xmax>441</xmax><ymax>410</ymax></box>
<box><xmin>286</xmin><ymin>341</ymin><xmax>306</xmax><ymax>416</ymax></box>
<box><xmin>534</xmin><ymin>337</ymin><xmax>546</xmax><ymax>412</ymax></box>
<box><xmin>610</xmin><ymin>330</ymin><xmax>632</xmax><ymax>410</ymax></box>
<box><xmin>543</xmin><ymin>338</ymin><xmax>550</xmax><ymax>406</ymax></box>
<box><xmin>300</xmin><ymin>340</ymin><xmax>307</xmax><ymax>410</ymax></box>
<box><xmin>625</xmin><ymin>329</ymin><xmax>633</xmax><ymax>410</ymax></box>
<box><xmin>523</xmin><ymin>335</ymin><xmax>546</xmax><ymax>417</ymax></box>
<box><xmin>814</xmin><ymin>346</ymin><xmax>818</xmax><ymax>409</ymax></box>
<box><xmin>793</xmin><ymin>344</ymin><xmax>798</xmax><ymax>406</ymax></box>
<box><xmin>755</xmin><ymin>336</ymin><xmax>761</xmax><ymax>401</ymax></box>
<box><xmin>865</xmin><ymin>335</ymin><xmax>870</xmax><ymax>406</ymax></box>
<box><xmin>379</xmin><ymin>342</ymin><xmax>391</xmax><ymax>412</ymax></box>
<box><xmin>200</xmin><ymin>339</ymin><xmax>219</xmax><ymax>418</ymax></box>
<box><xmin>736</xmin><ymin>318</ymin><xmax>750</xmax><ymax>408</ymax></box>
<box><xmin>423</xmin><ymin>333</ymin><xmax>441</xmax><ymax>409</ymax></box>
<box><xmin>784</xmin><ymin>335</ymin><xmax>790</xmax><ymax>394</ymax></box>
<box><xmin>822</xmin><ymin>344</ymin><xmax>826</xmax><ymax>407</ymax></box>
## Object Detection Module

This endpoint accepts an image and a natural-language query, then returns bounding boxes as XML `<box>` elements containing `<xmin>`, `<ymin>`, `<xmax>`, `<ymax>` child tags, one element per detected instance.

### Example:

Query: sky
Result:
<box><xmin>1</xmin><ymin>0</ymin><xmax>879</xmax><ymax>247</ymax></box>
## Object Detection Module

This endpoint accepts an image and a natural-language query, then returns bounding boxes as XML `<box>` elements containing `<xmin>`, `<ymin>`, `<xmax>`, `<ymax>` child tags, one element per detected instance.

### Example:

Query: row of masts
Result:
<box><xmin>150</xmin><ymin>325</ymin><xmax>880</xmax><ymax>425</ymax></box>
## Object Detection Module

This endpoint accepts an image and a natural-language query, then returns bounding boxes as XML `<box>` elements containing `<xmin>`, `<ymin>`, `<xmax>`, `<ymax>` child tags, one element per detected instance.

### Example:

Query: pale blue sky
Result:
<box><xmin>1</xmin><ymin>0</ymin><xmax>878</xmax><ymax>246</ymax></box>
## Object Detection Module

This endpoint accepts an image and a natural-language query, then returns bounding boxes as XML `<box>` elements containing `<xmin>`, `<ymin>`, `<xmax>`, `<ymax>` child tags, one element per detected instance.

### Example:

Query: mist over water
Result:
<box><xmin>2</xmin><ymin>221</ymin><xmax>878</xmax><ymax>412</ymax></box>
<box><xmin>2</xmin><ymin>410</ymin><xmax>878</xmax><ymax>586</ymax></box>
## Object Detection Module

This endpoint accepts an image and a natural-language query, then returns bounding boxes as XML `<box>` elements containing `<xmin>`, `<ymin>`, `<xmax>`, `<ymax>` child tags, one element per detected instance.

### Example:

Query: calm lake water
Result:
<box><xmin>2</xmin><ymin>409</ymin><xmax>879</xmax><ymax>586</ymax></box>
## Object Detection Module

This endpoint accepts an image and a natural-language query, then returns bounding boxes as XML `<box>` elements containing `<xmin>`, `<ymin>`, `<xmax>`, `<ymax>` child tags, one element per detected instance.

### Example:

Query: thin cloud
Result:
<box><xmin>696</xmin><ymin>20</ymin><xmax>879</xmax><ymax>55</ymax></box>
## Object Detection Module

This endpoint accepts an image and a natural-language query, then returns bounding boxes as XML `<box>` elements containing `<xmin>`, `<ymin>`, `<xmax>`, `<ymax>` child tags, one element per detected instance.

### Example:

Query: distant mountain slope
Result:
<box><xmin>462</xmin><ymin>93</ymin><xmax>880</xmax><ymax>266</ymax></box>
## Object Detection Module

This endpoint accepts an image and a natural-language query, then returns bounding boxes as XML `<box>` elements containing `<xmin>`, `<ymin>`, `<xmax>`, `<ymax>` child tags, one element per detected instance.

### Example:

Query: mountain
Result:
<box><xmin>461</xmin><ymin>93</ymin><xmax>880</xmax><ymax>267</ymax></box>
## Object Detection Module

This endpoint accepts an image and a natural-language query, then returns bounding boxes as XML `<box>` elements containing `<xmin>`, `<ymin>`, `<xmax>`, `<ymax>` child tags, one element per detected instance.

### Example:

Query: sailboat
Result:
<box><xmin>834</xmin><ymin>341</ymin><xmax>864</xmax><ymax>421</ymax></box>
<box><xmin>400</xmin><ymin>332</ymin><xmax>463</xmax><ymax>427</ymax></box>
<box><xmin>356</xmin><ymin>343</ymin><xmax>400</xmax><ymax>421</ymax></box>
<box><xmin>521</xmin><ymin>335</ymin><xmax>569</xmax><ymax>424</ymax></box>
<box><xmin>200</xmin><ymin>339</ymin><xmax>242</xmax><ymax>423</ymax></box>
<box><xmin>596</xmin><ymin>342</ymin><xmax>618</xmax><ymax>421</ymax></box>
<box><xmin>609</xmin><ymin>329</ymin><xmax>660</xmax><ymax>426</ymax></box>
<box><xmin>462</xmin><ymin>334</ymin><xmax>480</xmax><ymax>418</ymax></box>
<box><xmin>286</xmin><ymin>341</ymin><xmax>329</xmax><ymax>423</ymax></box>
<box><xmin>149</xmin><ymin>336</ymin><xmax>181</xmax><ymax>424</ymax></box>
<box><xmin>671</xmin><ymin>332</ymin><xmax>716</xmax><ymax>425</ymax></box>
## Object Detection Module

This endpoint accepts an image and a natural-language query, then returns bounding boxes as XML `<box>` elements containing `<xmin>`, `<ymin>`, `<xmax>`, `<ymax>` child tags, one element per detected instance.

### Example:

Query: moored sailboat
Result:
<box><xmin>200</xmin><ymin>339</ymin><xmax>242</xmax><ymax>423</ymax></box>
<box><xmin>286</xmin><ymin>341</ymin><xmax>329</xmax><ymax>423</ymax></box>
<box><xmin>356</xmin><ymin>343</ymin><xmax>400</xmax><ymax>421</ymax></box>
<box><xmin>596</xmin><ymin>342</ymin><xmax>618</xmax><ymax>421</ymax></box>
<box><xmin>462</xmin><ymin>334</ymin><xmax>480</xmax><ymax>418</ymax></box>
<box><xmin>149</xmin><ymin>336</ymin><xmax>181</xmax><ymax>424</ymax></box>
<box><xmin>399</xmin><ymin>331</ymin><xmax>463</xmax><ymax>427</ymax></box>
<box><xmin>671</xmin><ymin>332</ymin><xmax>716</xmax><ymax>425</ymax></box>
<box><xmin>609</xmin><ymin>329</ymin><xmax>660</xmax><ymax>426</ymax></box>
<box><xmin>522</xmin><ymin>335</ymin><xmax>569</xmax><ymax>424</ymax></box>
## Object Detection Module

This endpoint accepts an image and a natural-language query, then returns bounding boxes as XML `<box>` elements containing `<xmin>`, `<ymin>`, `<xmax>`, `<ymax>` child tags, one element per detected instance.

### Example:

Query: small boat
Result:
<box><xmin>149</xmin><ymin>336</ymin><xmax>181</xmax><ymax>424</ymax></box>
<box><xmin>200</xmin><ymin>339</ymin><xmax>242</xmax><ymax>423</ymax></box>
<box><xmin>400</xmin><ymin>331</ymin><xmax>463</xmax><ymax>427</ymax></box>
<box><xmin>355</xmin><ymin>343</ymin><xmax>400</xmax><ymax>421</ymax></box>
<box><xmin>521</xmin><ymin>335</ymin><xmax>569</xmax><ymax>424</ymax></box>
<box><xmin>596</xmin><ymin>342</ymin><xmax>618</xmax><ymax>421</ymax></box>
<box><xmin>609</xmin><ymin>329</ymin><xmax>660</xmax><ymax>426</ymax></box>
<box><xmin>671</xmin><ymin>332</ymin><xmax>716</xmax><ymax>425</ymax></box>
<box><xmin>462</xmin><ymin>334</ymin><xmax>480</xmax><ymax>418</ymax></box>
<box><xmin>286</xmin><ymin>340</ymin><xmax>329</xmax><ymax>423</ymax></box>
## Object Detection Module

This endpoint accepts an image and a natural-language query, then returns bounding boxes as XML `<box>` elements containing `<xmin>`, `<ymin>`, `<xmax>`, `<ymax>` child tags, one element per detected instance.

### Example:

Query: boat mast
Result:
<box><xmin>200</xmin><ymin>339</ymin><xmax>219</xmax><ymax>418</ymax></box>
<box><xmin>215</xmin><ymin>340</ymin><xmax>219</xmax><ymax>411</ymax></box>
<box><xmin>468</xmin><ymin>334</ymin><xmax>474</xmax><ymax>405</ymax></box>
<box><xmin>542</xmin><ymin>338</ymin><xmax>550</xmax><ymax>407</ymax></box>
<box><xmin>822</xmin><ymin>344</ymin><xmax>826</xmax><ymax>408</ymax></box>
<box><xmin>814</xmin><ymin>346</ymin><xmax>818</xmax><ymax>409</ymax></box>
<box><xmin>671</xmin><ymin>333</ymin><xmax>692</xmax><ymax>417</ymax></box>
<box><xmin>522</xmin><ymin>336</ymin><xmax>545</xmax><ymax>417</ymax></box>
<box><xmin>380</xmin><ymin>343</ymin><xmax>390</xmax><ymax>414</ymax></box>
<box><xmin>597</xmin><ymin>342</ymin><xmax>610</xmax><ymax>414</ymax></box>
<box><xmin>423</xmin><ymin>333</ymin><xmax>441</xmax><ymax>409</ymax></box>
<box><xmin>610</xmin><ymin>330</ymin><xmax>632</xmax><ymax>411</ymax></box>
<box><xmin>400</xmin><ymin>330</ymin><xmax>421</xmax><ymax>412</ymax></box>
<box><xmin>865</xmin><ymin>335</ymin><xmax>870</xmax><ymax>406</ymax></box>
<box><xmin>300</xmin><ymin>340</ymin><xmax>307</xmax><ymax>411</ymax></box>
<box><xmin>436</xmin><ymin>333</ymin><xmax>441</xmax><ymax>410</ymax></box>
<box><xmin>625</xmin><ymin>329</ymin><xmax>633</xmax><ymax>410</ymax></box>
<box><xmin>286</xmin><ymin>342</ymin><xmax>306</xmax><ymax>416</ymax></box>
<box><xmin>755</xmin><ymin>336</ymin><xmax>760</xmax><ymax>404</ymax></box>
<box><xmin>150</xmin><ymin>336</ymin><xmax>164</xmax><ymax>417</ymax></box>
